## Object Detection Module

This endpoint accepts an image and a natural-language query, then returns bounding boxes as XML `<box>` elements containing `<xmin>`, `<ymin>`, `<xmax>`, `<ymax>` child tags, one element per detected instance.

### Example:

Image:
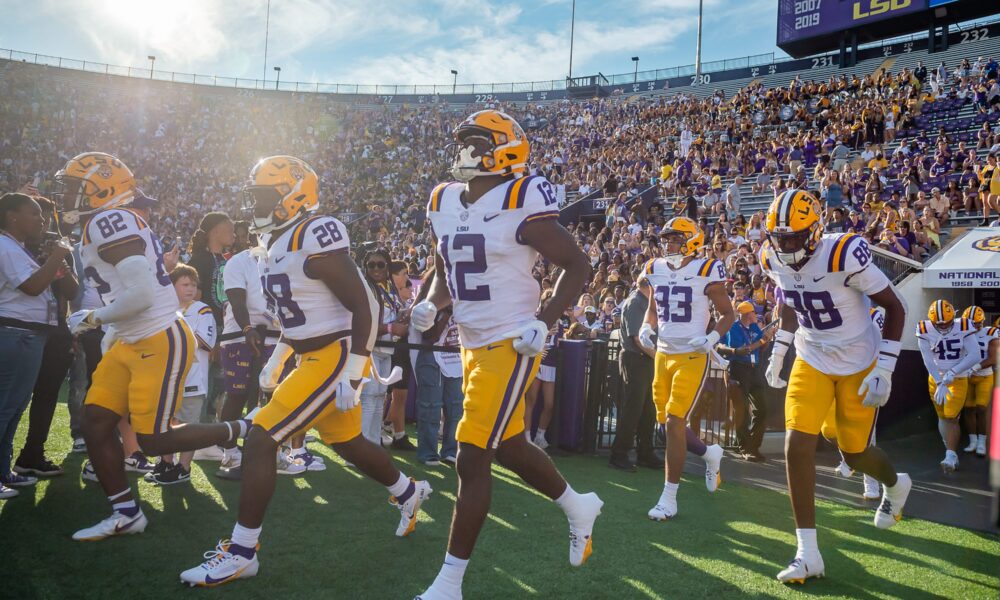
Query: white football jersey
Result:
<box><xmin>221</xmin><ymin>248</ymin><xmax>279</xmax><ymax>346</ymax></box>
<box><xmin>969</xmin><ymin>325</ymin><xmax>999</xmax><ymax>377</ymax></box>
<box><xmin>915</xmin><ymin>318</ymin><xmax>978</xmax><ymax>373</ymax></box>
<box><xmin>80</xmin><ymin>208</ymin><xmax>179</xmax><ymax>343</ymax></box>
<box><xmin>426</xmin><ymin>175</ymin><xmax>561</xmax><ymax>349</ymax></box>
<box><xmin>642</xmin><ymin>256</ymin><xmax>727</xmax><ymax>354</ymax></box>
<box><xmin>261</xmin><ymin>215</ymin><xmax>360</xmax><ymax>341</ymax></box>
<box><xmin>762</xmin><ymin>233</ymin><xmax>891</xmax><ymax>375</ymax></box>
<box><xmin>181</xmin><ymin>301</ymin><xmax>216</xmax><ymax>397</ymax></box>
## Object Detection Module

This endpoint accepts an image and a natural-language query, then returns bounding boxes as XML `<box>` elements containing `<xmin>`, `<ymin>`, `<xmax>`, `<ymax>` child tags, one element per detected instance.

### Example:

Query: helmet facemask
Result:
<box><xmin>53</xmin><ymin>173</ymin><xmax>101</xmax><ymax>225</ymax></box>
<box><xmin>243</xmin><ymin>184</ymin><xmax>287</xmax><ymax>234</ymax></box>
<box><xmin>768</xmin><ymin>225</ymin><xmax>817</xmax><ymax>268</ymax></box>
<box><xmin>660</xmin><ymin>231</ymin><xmax>690</xmax><ymax>268</ymax></box>
<box><xmin>448</xmin><ymin>129</ymin><xmax>496</xmax><ymax>182</ymax></box>
<box><xmin>932</xmin><ymin>319</ymin><xmax>953</xmax><ymax>335</ymax></box>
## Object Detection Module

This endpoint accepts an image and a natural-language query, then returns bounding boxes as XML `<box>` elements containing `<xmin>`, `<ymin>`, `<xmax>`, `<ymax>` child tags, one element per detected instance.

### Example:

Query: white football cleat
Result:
<box><xmin>220</xmin><ymin>447</ymin><xmax>242</xmax><ymax>470</ymax></box>
<box><xmin>298</xmin><ymin>451</ymin><xmax>326</xmax><ymax>472</ymax></box>
<box><xmin>976</xmin><ymin>436</ymin><xmax>987</xmax><ymax>457</ymax></box>
<box><xmin>835</xmin><ymin>459</ymin><xmax>854</xmax><ymax>478</ymax></box>
<box><xmin>81</xmin><ymin>460</ymin><xmax>99</xmax><ymax>483</ymax></box>
<box><xmin>777</xmin><ymin>554</ymin><xmax>825</xmax><ymax>584</ymax></box>
<box><xmin>391</xmin><ymin>479</ymin><xmax>432</xmax><ymax>537</ymax></box>
<box><xmin>940</xmin><ymin>451</ymin><xmax>958</xmax><ymax>474</ymax></box>
<box><xmin>414</xmin><ymin>584</ymin><xmax>462</xmax><ymax>600</ymax></box>
<box><xmin>533</xmin><ymin>433</ymin><xmax>549</xmax><ymax>450</ymax></box>
<box><xmin>193</xmin><ymin>445</ymin><xmax>226</xmax><ymax>462</ymax></box>
<box><xmin>276</xmin><ymin>450</ymin><xmax>305</xmax><ymax>475</ymax></box>
<box><xmin>180</xmin><ymin>540</ymin><xmax>259</xmax><ymax>587</ymax></box>
<box><xmin>963</xmin><ymin>436</ymin><xmax>978</xmax><ymax>453</ymax></box>
<box><xmin>874</xmin><ymin>473</ymin><xmax>911</xmax><ymax>529</ymax></box>
<box><xmin>72</xmin><ymin>511</ymin><xmax>147</xmax><ymax>541</ymax></box>
<box><xmin>647</xmin><ymin>495</ymin><xmax>677</xmax><ymax>521</ymax></box>
<box><xmin>703</xmin><ymin>444</ymin><xmax>723</xmax><ymax>492</ymax></box>
<box><xmin>862</xmin><ymin>474</ymin><xmax>881</xmax><ymax>500</ymax></box>
<box><xmin>567</xmin><ymin>492</ymin><xmax>603</xmax><ymax>567</ymax></box>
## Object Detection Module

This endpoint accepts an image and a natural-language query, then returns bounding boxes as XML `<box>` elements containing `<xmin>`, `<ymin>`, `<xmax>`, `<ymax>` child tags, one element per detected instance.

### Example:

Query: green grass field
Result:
<box><xmin>3</xmin><ymin>404</ymin><xmax>998</xmax><ymax>600</ymax></box>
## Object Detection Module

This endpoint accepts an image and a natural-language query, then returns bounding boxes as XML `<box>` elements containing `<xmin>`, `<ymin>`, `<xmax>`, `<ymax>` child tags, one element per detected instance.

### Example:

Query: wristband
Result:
<box><xmin>876</xmin><ymin>339</ymin><xmax>901</xmax><ymax>372</ymax></box>
<box><xmin>344</xmin><ymin>353</ymin><xmax>368</xmax><ymax>381</ymax></box>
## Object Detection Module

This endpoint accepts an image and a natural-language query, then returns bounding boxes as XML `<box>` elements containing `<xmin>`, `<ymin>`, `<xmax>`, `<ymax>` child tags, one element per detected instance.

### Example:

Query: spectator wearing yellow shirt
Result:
<box><xmin>868</xmin><ymin>153</ymin><xmax>889</xmax><ymax>171</ymax></box>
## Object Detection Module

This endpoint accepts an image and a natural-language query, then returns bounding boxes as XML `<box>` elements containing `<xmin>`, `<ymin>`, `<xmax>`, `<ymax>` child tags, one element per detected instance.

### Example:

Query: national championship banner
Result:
<box><xmin>778</xmin><ymin>0</ymin><xmax>928</xmax><ymax>45</ymax></box>
<box><xmin>923</xmin><ymin>228</ymin><xmax>1000</xmax><ymax>288</ymax></box>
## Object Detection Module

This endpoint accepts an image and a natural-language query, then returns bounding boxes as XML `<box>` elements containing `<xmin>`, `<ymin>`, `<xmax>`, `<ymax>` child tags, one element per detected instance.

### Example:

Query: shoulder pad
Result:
<box><xmin>287</xmin><ymin>215</ymin><xmax>349</xmax><ymax>254</ymax></box>
<box><xmin>427</xmin><ymin>182</ymin><xmax>455</xmax><ymax>213</ymax></box>
<box><xmin>916</xmin><ymin>320</ymin><xmax>929</xmax><ymax>336</ymax></box>
<box><xmin>827</xmin><ymin>233</ymin><xmax>863</xmax><ymax>273</ymax></box>
<box><xmin>84</xmin><ymin>208</ymin><xmax>148</xmax><ymax>248</ymax></box>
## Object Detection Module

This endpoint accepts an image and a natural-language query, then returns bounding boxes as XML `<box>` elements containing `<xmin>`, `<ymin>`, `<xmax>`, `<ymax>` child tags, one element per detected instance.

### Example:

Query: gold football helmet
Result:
<box><xmin>928</xmin><ymin>299</ymin><xmax>956</xmax><ymax>334</ymax></box>
<box><xmin>243</xmin><ymin>156</ymin><xmax>318</xmax><ymax>233</ymax></box>
<box><xmin>449</xmin><ymin>110</ymin><xmax>529</xmax><ymax>182</ymax></box>
<box><xmin>962</xmin><ymin>305</ymin><xmax>985</xmax><ymax>330</ymax></box>
<box><xmin>765</xmin><ymin>189</ymin><xmax>823</xmax><ymax>267</ymax></box>
<box><xmin>659</xmin><ymin>216</ymin><xmax>704</xmax><ymax>267</ymax></box>
<box><xmin>54</xmin><ymin>152</ymin><xmax>135</xmax><ymax>224</ymax></box>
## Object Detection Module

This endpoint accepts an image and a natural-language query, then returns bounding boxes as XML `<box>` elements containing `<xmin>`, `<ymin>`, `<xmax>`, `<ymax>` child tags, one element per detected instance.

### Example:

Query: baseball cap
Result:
<box><xmin>584</xmin><ymin>306</ymin><xmax>597</xmax><ymax>314</ymax></box>
<box><xmin>132</xmin><ymin>188</ymin><xmax>158</xmax><ymax>210</ymax></box>
<box><xmin>736</xmin><ymin>301</ymin><xmax>755</xmax><ymax>315</ymax></box>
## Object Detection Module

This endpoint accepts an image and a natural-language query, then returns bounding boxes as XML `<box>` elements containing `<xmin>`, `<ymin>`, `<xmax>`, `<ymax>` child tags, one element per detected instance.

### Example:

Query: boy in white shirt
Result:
<box><xmin>146</xmin><ymin>264</ymin><xmax>216</xmax><ymax>485</ymax></box>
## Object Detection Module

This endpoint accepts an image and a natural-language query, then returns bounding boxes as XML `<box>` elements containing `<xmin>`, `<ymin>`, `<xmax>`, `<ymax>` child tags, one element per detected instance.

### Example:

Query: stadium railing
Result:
<box><xmin>870</xmin><ymin>245</ymin><xmax>923</xmax><ymax>285</ymax></box>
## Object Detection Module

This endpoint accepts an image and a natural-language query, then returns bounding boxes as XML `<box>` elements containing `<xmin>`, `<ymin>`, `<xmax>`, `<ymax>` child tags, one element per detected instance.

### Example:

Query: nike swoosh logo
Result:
<box><xmin>115</xmin><ymin>516</ymin><xmax>140</xmax><ymax>533</ymax></box>
<box><xmin>274</xmin><ymin>256</ymin><xmax>286</xmax><ymax>263</ymax></box>
<box><xmin>141</xmin><ymin>353</ymin><xmax>155</xmax><ymax>359</ymax></box>
<box><xmin>484</xmin><ymin>214</ymin><xmax>501</xmax><ymax>222</ymax></box>
<box><xmin>487</xmin><ymin>344</ymin><xmax>503</xmax><ymax>351</ymax></box>
<box><xmin>684</xmin><ymin>276</ymin><xmax>695</xmax><ymax>281</ymax></box>
<box><xmin>204</xmin><ymin>567</ymin><xmax>248</xmax><ymax>585</ymax></box>
<box><xmin>813</xmin><ymin>276</ymin><xmax>826</xmax><ymax>282</ymax></box>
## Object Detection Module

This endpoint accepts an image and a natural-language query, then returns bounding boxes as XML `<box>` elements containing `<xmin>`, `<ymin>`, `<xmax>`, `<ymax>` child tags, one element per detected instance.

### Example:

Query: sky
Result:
<box><xmin>0</xmin><ymin>0</ymin><xmax>783</xmax><ymax>87</ymax></box>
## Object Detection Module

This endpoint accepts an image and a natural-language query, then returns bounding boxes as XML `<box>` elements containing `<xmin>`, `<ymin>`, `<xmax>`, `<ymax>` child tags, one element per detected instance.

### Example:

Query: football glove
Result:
<box><xmin>765</xmin><ymin>329</ymin><xmax>794</xmax><ymax>389</ymax></box>
<box><xmin>933</xmin><ymin>384</ymin><xmax>948</xmax><ymax>406</ymax></box>
<box><xmin>68</xmin><ymin>310</ymin><xmax>101</xmax><ymax>336</ymax></box>
<box><xmin>410</xmin><ymin>300</ymin><xmax>438</xmax><ymax>332</ymax></box>
<box><xmin>334</xmin><ymin>353</ymin><xmax>369</xmax><ymax>412</ymax></box>
<box><xmin>858</xmin><ymin>365</ymin><xmax>893</xmax><ymax>408</ymax></box>
<box><xmin>940</xmin><ymin>369</ymin><xmax>956</xmax><ymax>386</ymax></box>
<box><xmin>503</xmin><ymin>320</ymin><xmax>548</xmax><ymax>357</ymax></box>
<box><xmin>259</xmin><ymin>342</ymin><xmax>293</xmax><ymax>393</ymax></box>
<box><xmin>689</xmin><ymin>330</ymin><xmax>721</xmax><ymax>353</ymax></box>
<box><xmin>638</xmin><ymin>323</ymin><xmax>656</xmax><ymax>350</ymax></box>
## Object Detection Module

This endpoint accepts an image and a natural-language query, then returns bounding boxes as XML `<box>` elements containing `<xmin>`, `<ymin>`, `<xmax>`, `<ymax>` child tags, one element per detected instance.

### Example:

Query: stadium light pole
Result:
<box><xmin>451</xmin><ymin>69</ymin><xmax>458</xmax><ymax>94</ymax></box>
<box><xmin>694</xmin><ymin>0</ymin><xmax>703</xmax><ymax>79</ymax></box>
<box><xmin>263</xmin><ymin>0</ymin><xmax>271</xmax><ymax>89</ymax></box>
<box><xmin>274</xmin><ymin>66</ymin><xmax>281</xmax><ymax>90</ymax></box>
<box><xmin>147</xmin><ymin>55</ymin><xmax>155</xmax><ymax>79</ymax></box>
<box><xmin>632</xmin><ymin>56</ymin><xmax>639</xmax><ymax>83</ymax></box>
<box><xmin>568</xmin><ymin>0</ymin><xmax>576</xmax><ymax>80</ymax></box>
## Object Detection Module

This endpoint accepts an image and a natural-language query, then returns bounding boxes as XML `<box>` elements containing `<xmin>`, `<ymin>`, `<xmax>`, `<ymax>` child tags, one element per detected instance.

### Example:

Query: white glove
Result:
<box><xmin>100</xmin><ymin>326</ymin><xmax>118</xmax><ymax>355</ymax></box>
<box><xmin>259</xmin><ymin>342</ymin><xmax>293</xmax><ymax>393</ymax></box>
<box><xmin>334</xmin><ymin>353</ymin><xmax>369</xmax><ymax>412</ymax></box>
<box><xmin>689</xmin><ymin>330</ymin><xmax>721</xmax><ymax>353</ymax></box>
<box><xmin>940</xmin><ymin>369</ymin><xmax>955</xmax><ymax>386</ymax></box>
<box><xmin>410</xmin><ymin>300</ymin><xmax>438</xmax><ymax>332</ymax></box>
<box><xmin>765</xmin><ymin>354</ymin><xmax>788</xmax><ymax>389</ymax></box>
<box><xmin>503</xmin><ymin>319</ymin><xmax>548</xmax><ymax>357</ymax></box>
<box><xmin>858</xmin><ymin>366</ymin><xmax>893</xmax><ymax>408</ymax></box>
<box><xmin>69</xmin><ymin>310</ymin><xmax>101</xmax><ymax>336</ymax></box>
<box><xmin>933</xmin><ymin>384</ymin><xmax>948</xmax><ymax>406</ymax></box>
<box><xmin>638</xmin><ymin>323</ymin><xmax>656</xmax><ymax>350</ymax></box>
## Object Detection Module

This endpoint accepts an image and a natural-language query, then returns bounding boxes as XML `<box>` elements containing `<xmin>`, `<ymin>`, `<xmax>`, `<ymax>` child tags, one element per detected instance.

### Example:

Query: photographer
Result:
<box><xmin>0</xmin><ymin>193</ymin><xmax>74</xmax><ymax>497</ymax></box>
<box><xmin>717</xmin><ymin>302</ymin><xmax>771</xmax><ymax>462</ymax></box>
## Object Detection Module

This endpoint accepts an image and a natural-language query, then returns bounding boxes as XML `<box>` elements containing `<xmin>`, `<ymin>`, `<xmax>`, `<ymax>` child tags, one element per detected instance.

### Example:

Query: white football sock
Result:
<box><xmin>554</xmin><ymin>484</ymin><xmax>591</xmax><ymax>523</ymax></box>
<box><xmin>432</xmin><ymin>553</ymin><xmax>468</xmax><ymax>590</ymax></box>
<box><xmin>231</xmin><ymin>522</ymin><xmax>261</xmax><ymax>549</ymax></box>
<box><xmin>795</xmin><ymin>528</ymin><xmax>818</xmax><ymax>558</ymax></box>
<box><xmin>536</xmin><ymin>428</ymin><xmax>546</xmax><ymax>439</ymax></box>
<box><xmin>387</xmin><ymin>472</ymin><xmax>411</xmax><ymax>498</ymax></box>
<box><xmin>660</xmin><ymin>481</ymin><xmax>679</xmax><ymax>502</ymax></box>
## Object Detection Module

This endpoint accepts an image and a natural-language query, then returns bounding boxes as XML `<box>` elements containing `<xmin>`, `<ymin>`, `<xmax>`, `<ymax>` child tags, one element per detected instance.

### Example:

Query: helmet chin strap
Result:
<box><xmin>664</xmin><ymin>252</ymin><xmax>686</xmax><ymax>268</ymax></box>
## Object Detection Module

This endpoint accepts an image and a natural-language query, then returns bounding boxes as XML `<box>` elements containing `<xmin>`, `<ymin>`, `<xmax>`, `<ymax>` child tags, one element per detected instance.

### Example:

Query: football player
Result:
<box><xmin>636</xmin><ymin>217</ymin><xmax>732</xmax><ymax>520</ymax></box>
<box><xmin>180</xmin><ymin>156</ymin><xmax>431</xmax><ymax>586</ymax></box>
<box><xmin>961</xmin><ymin>305</ymin><xmax>995</xmax><ymax>457</ymax></box>
<box><xmin>915</xmin><ymin>300</ymin><xmax>982</xmax><ymax>472</ymax></box>
<box><xmin>762</xmin><ymin>190</ymin><xmax>911</xmax><ymax>584</ymax></box>
<box><xmin>412</xmin><ymin>110</ymin><xmax>603</xmax><ymax>600</ymax></box>
<box><xmin>58</xmin><ymin>153</ymin><xmax>254</xmax><ymax>541</ymax></box>
<box><xmin>824</xmin><ymin>307</ymin><xmax>886</xmax><ymax>501</ymax></box>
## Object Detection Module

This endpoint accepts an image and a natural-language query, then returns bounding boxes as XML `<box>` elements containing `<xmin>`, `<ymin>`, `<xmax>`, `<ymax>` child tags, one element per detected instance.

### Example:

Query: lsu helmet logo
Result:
<box><xmin>971</xmin><ymin>235</ymin><xmax>1000</xmax><ymax>253</ymax></box>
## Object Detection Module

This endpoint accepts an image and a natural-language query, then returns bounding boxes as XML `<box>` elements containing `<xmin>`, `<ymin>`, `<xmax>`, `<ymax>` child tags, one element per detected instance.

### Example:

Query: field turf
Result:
<box><xmin>3</xmin><ymin>404</ymin><xmax>998</xmax><ymax>599</ymax></box>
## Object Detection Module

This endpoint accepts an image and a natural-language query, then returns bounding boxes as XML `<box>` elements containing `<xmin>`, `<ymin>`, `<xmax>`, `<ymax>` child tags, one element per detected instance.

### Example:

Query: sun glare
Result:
<box><xmin>99</xmin><ymin>0</ymin><xmax>183</xmax><ymax>31</ymax></box>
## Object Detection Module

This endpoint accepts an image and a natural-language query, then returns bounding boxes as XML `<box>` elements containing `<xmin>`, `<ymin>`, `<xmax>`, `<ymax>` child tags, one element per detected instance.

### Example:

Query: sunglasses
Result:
<box><xmin>366</xmin><ymin>261</ymin><xmax>387</xmax><ymax>269</ymax></box>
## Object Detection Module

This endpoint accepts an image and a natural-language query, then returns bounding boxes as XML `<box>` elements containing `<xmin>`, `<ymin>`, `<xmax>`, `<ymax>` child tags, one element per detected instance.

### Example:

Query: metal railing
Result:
<box><xmin>5</xmin><ymin>15</ymin><xmax>997</xmax><ymax>98</ymax></box>
<box><xmin>870</xmin><ymin>245</ymin><xmax>922</xmax><ymax>285</ymax></box>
